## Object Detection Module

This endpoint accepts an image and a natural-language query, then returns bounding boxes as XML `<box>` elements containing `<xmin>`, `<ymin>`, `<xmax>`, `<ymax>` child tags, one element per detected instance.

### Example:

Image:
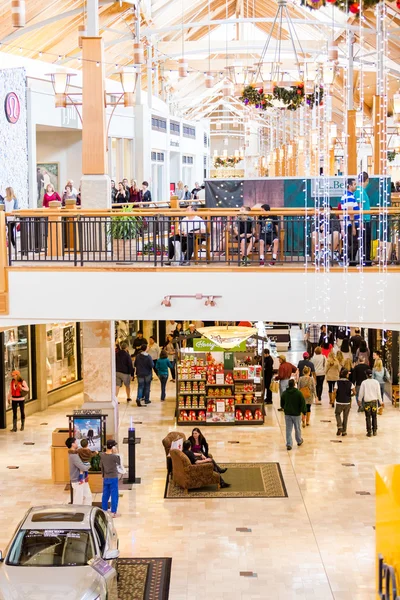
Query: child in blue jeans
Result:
<box><xmin>77</xmin><ymin>438</ymin><xmax>93</xmax><ymax>484</ymax></box>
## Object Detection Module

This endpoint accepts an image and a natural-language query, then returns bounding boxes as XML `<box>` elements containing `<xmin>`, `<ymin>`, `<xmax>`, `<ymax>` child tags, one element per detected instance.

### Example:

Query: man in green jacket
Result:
<box><xmin>281</xmin><ymin>379</ymin><xmax>307</xmax><ymax>451</ymax></box>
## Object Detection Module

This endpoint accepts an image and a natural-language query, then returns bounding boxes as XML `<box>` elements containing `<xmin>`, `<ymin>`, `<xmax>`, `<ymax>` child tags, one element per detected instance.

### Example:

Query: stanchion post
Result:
<box><xmin>123</xmin><ymin>427</ymin><xmax>141</xmax><ymax>484</ymax></box>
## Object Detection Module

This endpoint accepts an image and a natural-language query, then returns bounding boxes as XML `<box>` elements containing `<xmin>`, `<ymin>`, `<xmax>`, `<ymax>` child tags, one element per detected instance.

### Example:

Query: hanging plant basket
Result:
<box><xmin>240</xmin><ymin>84</ymin><xmax>324</xmax><ymax>112</ymax></box>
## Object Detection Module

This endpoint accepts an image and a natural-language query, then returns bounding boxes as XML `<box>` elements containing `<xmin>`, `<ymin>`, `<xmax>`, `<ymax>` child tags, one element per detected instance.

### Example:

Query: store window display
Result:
<box><xmin>4</xmin><ymin>326</ymin><xmax>31</xmax><ymax>406</ymax></box>
<box><xmin>46</xmin><ymin>323</ymin><xmax>78</xmax><ymax>391</ymax></box>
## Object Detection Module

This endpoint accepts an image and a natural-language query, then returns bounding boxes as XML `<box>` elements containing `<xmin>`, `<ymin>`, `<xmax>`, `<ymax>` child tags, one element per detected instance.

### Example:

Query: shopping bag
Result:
<box><xmin>371</xmin><ymin>239</ymin><xmax>379</xmax><ymax>260</ymax></box>
<box><xmin>269</xmin><ymin>380</ymin><xmax>279</xmax><ymax>394</ymax></box>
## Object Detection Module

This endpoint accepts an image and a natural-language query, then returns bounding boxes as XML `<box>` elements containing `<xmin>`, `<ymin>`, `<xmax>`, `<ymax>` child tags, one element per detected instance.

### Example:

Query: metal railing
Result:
<box><xmin>5</xmin><ymin>208</ymin><xmax>400</xmax><ymax>268</ymax></box>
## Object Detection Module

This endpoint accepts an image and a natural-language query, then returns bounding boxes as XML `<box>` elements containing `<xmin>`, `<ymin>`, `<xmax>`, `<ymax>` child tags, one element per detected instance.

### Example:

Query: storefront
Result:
<box><xmin>46</xmin><ymin>322</ymin><xmax>80</xmax><ymax>392</ymax></box>
<box><xmin>0</xmin><ymin>322</ymin><xmax>82</xmax><ymax>428</ymax></box>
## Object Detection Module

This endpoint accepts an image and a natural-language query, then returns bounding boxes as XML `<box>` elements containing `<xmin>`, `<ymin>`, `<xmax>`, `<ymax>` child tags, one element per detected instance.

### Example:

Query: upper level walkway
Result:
<box><xmin>0</xmin><ymin>207</ymin><xmax>399</xmax><ymax>327</ymax></box>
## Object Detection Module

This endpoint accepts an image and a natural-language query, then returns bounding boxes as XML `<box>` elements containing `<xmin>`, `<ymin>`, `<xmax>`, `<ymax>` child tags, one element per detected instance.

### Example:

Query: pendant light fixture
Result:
<box><xmin>133</xmin><ymin>42</ymin><xmax>145</xmax><ymax>65</ymax></box>
<box><xmin>11</xmin><ymin>0</ymin><xmax>25</xmax><ymax>28</ymax></box>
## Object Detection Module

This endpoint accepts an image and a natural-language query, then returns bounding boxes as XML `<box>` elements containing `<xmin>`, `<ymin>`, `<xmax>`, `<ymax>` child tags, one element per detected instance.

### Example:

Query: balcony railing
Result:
<box><xmin>5</xmin><ymin>208</ymin><xmax>400</xmax><ymax>269</ymax></box>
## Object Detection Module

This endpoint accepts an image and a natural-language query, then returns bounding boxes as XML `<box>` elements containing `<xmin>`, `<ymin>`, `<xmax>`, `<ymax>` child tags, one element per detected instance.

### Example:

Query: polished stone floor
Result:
<box><xmin>0</xmin><ymin>333</ymin><xmax>395</xmax><ymax>599</ymax></box>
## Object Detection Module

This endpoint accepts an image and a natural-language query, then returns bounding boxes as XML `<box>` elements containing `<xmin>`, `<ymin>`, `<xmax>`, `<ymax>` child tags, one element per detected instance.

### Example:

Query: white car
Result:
<box><xmin>0</xmin><ymin>505</ymin><xmax>119</xmax><ymax>600</ymax></box>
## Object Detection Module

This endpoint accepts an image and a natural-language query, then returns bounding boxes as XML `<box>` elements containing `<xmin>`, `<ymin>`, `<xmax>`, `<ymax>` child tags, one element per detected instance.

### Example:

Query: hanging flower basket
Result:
<box><xmin>213</xmin><ymin>156</ymin><xmax>241</xmax><ymax>168</ymax></box>
<box><xmin>240</xmin><ymin>84</ymin><xmax>324</xmax><ymax>112</ymax></box>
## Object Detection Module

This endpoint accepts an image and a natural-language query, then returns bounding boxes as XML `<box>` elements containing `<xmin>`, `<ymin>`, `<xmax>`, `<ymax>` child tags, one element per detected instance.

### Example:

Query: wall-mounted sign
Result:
<box><xmin>4</xmin><ymin>92</ymin><xmax>20</xmax><ymax>124</ymax></box>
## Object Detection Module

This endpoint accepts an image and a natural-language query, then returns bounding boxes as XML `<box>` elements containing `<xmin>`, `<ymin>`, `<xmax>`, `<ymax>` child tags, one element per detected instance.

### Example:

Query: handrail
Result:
<box><xmin>12</xmin><ymin>207</ymin><xmax>400</xmax><ymax>217</ymax></box>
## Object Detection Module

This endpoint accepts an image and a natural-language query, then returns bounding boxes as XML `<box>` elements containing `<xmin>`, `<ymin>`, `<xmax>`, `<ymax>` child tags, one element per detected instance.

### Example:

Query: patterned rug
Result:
<box><xmin>117</xmin><ymin>557</ymin><xmax>172</xmax><ymax>600</ymax></box>
<box><xmin>164</xmin><ymin>462</ymin><xmax>288</xmax><ymax>499</ymax></box>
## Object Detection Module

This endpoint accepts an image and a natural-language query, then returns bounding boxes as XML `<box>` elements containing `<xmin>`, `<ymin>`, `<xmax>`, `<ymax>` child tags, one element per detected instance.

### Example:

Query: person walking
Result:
<box><xmin>305</xmin><ymin>323</ymin><xmax>320</xmax><ymax>357</ymax></box>
<box><xmin>298</xmin><ymin>366</ymin><xmax>316</xmax><ymax>427</ymax></box>
<box><xmin>275</xmin><ymin>355</ymin><xmax>296</xmax><ymax>396</ymax></box>
<box><xmin>358</xmin><ymin>370</ymin><xmax>382</xmax><ymax>437</ymax></box>
<box><xmin>100</xmin><ymin>440</ymin><xmax>121</xmax><ymax>517</ymax></box>
<box><xmin>65</xmin><ymin>437</ymin><xmax>93</xmax><ymax>505</ymax></box>
<box><xmin>325</xmin><ymin>352</ymin><xmax>341</xmax><ymax>406</ymax></box>
<box><xmin>164</xmin><ymin>334</ymin><xmax>177</xmax><ymax>382</ymax></box>
<box><xmin>335</xmin><ymin>368</ymin><xmax>355</xmax><ymax>437</ymax></box>
<box><xmin>263</xmin><ymin>348</ymin><xmax>274</xmax><ymax>404</ymax></box>
<box><xmin>372</xmin><ymin>358</ymin><xmax>389</xmax><ymax>402</ymax></box>
<box><xmin>352</xmin><ymin>356</ymin><xmax>370</xmax><ymax>412</ymax></box>
<box><xmin>356</xmin><ymin>340</ymin><xmax>370</xmax><ymax>365</ymax></box>
<box><xmin>8</xmin><ymin>370</ymin><xmax>29</xmax><ymax>432</ymax></box>
<box><xmin>311</xmin><ymin>347</ymin><xmax>326</xmax><ymax>404</ymax></box>
<box><xmin>339</xmin><ymin>178</ymin><xmax>360</xmax><ymax>265</ymax></box>
<box><xmin>135</xmin><ymin>344</ymin><xmax>154</xmax><ymax>406</ymax></box>
<box><xmin>297</xmin><ymin>352</ymin><xmax>315</xmax><ymax>380</ymax></box>
<box><xmin>350</xmin><ymin>328</ymin><xmax>363</xmax><ymax>362</ymax></box>
<box><xmin>148</xmin><ymin>336</ymin><xmax>160</xmax><ymax>376</ymax></box>
<box><xmin>281</xmin><ymin>379</ymin><xmax>306</xmax><ymax>451</ymax></box>
<box><xmin>155</xmin><ymin>350</ymin><xmax>173</xmax><ymax>401</ymax></box>
<box><xmin>115</xmin><ymin>342</ymin><xmax>134</xmax><ymax>402</ymax></box>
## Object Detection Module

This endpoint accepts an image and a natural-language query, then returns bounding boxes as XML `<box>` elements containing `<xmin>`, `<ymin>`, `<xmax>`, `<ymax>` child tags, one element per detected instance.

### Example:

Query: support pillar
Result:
<box><xmin>329</xmin><ymin>148</ymin><xmax>336</xmax><ymax>176</ymax></box>
<box><xmin>347</xmin><ymin>109</ymin><xmax>357</xmax><ymax>175</ymax></box>
<box><xmin>81</xmin><ymin>35</ymin><xmax>111</xmax><ymax>208</ymax></box>
<box><xmin>81</xmin><ymin>321</ymin><xmax>118</xmax><ymax>438</ymax></box>
<box><xmin>133</xmin><ymin>104</ymin><xmax>151</xmax><ymax>184</ymax></box>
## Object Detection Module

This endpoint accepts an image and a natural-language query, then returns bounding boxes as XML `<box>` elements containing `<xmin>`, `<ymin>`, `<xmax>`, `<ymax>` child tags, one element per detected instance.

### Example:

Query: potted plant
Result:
<box><xmin>108</xmin><ymin>206</ymin><xmax>143</xmax><ymax>260</ymax></box>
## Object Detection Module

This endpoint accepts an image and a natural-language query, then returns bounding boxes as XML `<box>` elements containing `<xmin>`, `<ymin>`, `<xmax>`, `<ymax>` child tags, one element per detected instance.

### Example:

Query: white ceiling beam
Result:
<box><xmin>143</xmin><ymin>17</ymin><xmax>373</xmax><ymax>36</ymax></box>
<box><xmin>0</xmin><ymin>8</ymin><xmax>83</xmax><ymax>43</ymax></box>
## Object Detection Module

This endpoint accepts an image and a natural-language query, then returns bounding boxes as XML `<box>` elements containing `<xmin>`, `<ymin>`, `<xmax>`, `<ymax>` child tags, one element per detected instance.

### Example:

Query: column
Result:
<box><xmin>81</xmin><ymin>321</ymin><xmax>118</xmax><ymax>437</ymax></box>
<box><xmin>35</xmin><ymin>325</ymin><xmax>49</xmax><ymax>412</ymax></box>
<box><xmin>80</xmin><ymin>35</ymin><xmax>111</xmax><ymax>208</ymax></box>
<box><xmin>347</xmin><ymin>110</ymin><xmax>357</xmax><ymax>175</ymax></box>
<box><xmin>133</xmin><ymin>104</ymin><xmax>151</xmax><ymax>184</ymax></box>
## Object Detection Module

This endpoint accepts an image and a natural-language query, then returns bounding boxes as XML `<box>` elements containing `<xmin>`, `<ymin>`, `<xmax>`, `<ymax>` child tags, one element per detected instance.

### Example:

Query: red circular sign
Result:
<box><xmin>5</xmin><ymin>92</ymin><xmax>20</xmax><ymax>124</ymax></box>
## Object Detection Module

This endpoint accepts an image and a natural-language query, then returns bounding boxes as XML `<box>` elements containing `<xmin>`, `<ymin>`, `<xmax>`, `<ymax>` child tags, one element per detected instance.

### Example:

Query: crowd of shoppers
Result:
<box><xmin>278</xmin><ymin>324</ymin><xmax>389</xmax><ymax>447</ymax></box>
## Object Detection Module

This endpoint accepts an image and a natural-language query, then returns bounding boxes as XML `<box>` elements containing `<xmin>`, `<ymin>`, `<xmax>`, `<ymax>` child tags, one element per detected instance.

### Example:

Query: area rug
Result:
<box><xmin>164</xmin><ymin>462</ymin><xmax>288</xmax><ymax>499</ymax></box>
<box><xmin>117</xmin><ymin>557</ymin><xmax>172</xmax><ymax>600</ymax></box>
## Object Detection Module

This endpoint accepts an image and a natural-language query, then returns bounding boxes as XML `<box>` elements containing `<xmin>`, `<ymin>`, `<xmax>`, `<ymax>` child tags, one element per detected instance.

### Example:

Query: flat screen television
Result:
<box><xmin>72</xmin><ymin>416</ymin><xmax>104</xmax><ymax>452</ymax></box>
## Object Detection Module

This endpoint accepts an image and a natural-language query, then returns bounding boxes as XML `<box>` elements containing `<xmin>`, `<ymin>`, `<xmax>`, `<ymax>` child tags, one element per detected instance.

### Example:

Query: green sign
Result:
<box><xmin>193</xmin><ymin>338</ymin><xmax>247</xmax><ymax>352</ymax></box>
<box><xmin>224</xmin><ymin>352</ymin><xmax>234</xmax><ymax>370</ymax></box>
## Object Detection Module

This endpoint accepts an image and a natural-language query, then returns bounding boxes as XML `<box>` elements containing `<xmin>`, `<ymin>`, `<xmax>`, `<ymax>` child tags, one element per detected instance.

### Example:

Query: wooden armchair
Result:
<box><xmin>162</xmin><ymin>432</ymin><xmax>186</xmax><ymax>477</ymax></box>
<box><xmin>170</xmin><ymin>449</ymin><xmax>220</xmax><ymax>493</ymax></box>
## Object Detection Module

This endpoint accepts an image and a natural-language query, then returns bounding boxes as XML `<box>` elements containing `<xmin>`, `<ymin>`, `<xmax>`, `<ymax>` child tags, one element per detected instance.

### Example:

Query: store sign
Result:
<box><xmin>4</xmin><ymin>92</ymin><xmax>20</xmax><ymax>124</ymax></box>
<box><xmin>193</xmin><ymin>338</ymin><xmax>246</xmax><ymax>352</ymax></box>
<box><xmin>377</xmin><ymin>554</ymin><xmax>400</xmax><ymax>599</ymax></box>
<box><xmin>311</xmin><ymin>177</ymin><xmax>346</xmax><ymax>198</ymax></box>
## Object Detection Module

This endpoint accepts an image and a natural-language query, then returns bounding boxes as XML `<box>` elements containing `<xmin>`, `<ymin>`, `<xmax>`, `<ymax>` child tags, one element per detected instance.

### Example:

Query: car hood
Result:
<box><xmin>0</xmin><ymin>565</ymin><xmax>103</xmax><ymax>600</ymax></box>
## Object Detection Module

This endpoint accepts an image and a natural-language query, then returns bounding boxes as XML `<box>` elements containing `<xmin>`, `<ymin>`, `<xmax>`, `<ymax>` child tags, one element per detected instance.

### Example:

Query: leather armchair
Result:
<box><xmin>170</xmin><ymin>449</ymin><xmax>220</xmax><ymax>493</ymax></box>
<box><xmin>162</xmin><ymin>432</ymin><xmax>186</xmax><ymax>477</ymax></box>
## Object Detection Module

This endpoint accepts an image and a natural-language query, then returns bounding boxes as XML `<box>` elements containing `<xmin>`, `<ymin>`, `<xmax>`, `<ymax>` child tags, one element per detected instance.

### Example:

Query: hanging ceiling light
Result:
<box><xmin>205</xmin><ymin>73</ymin><xmax>214</xmax><ymax>88</ymax></box>
<box><xmin>11</xmin><ymin>0</ymin><xmax>25</xmax><ymax>27</ymax></box>
<box><xmin>323</xmin><ymin>63</ymin><xmax>336</xmax><ymax>86</ymax></box>
<box><xmin>178</xmin><ymin>58</ymin><xmax>188</xmax><ymax>78</ymax></box>
<box><xmin>222</xmin><ymin>80</ymin><xmax>233</xmax><ymax>97</ymax></box>
<box><xmin>133</xmin><ymin>42</ymin><xmax>145</xmax><ymax>65</ymax></box>
<box><xmin>78</xmin><ymin>25</ymin><xmax>86</xmax><ymax>49</ymax></box>
<box><xmin>256</xmin><ymin>0</ymin><xmax>304</xmax><ymax>87</ymax></box>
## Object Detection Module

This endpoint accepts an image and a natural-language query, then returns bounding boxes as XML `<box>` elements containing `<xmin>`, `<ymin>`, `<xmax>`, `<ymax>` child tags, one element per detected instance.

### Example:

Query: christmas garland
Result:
<box><xmin>388</xmin><ymin>150</ymin><xmax>398</xmax><ymax>162</ymax></box>
<box><xmin>300</xmin><ymin>0</ymin><xmax>379</xmax><ymax>15</ymax></box>
<box><xmin>240</xmin><ymin>84</ymin><xmax>324</xmax><ymax>112</ymax></box>
<box><xmin>213</xmin><ymin>156</ymin><xmax>241</xmax><ymax>168</ymax></box>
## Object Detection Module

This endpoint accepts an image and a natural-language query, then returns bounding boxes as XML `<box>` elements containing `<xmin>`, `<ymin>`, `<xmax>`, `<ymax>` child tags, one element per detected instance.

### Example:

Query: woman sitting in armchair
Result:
<box><xmin>183</xmin><ymin>440</ymin><xmax>230</xmax><ymax>488</ymax></box>
<box><xmin>188</xmin><ymin>428</ymin><xmax>227</xmax><ymax>475</ymax></box>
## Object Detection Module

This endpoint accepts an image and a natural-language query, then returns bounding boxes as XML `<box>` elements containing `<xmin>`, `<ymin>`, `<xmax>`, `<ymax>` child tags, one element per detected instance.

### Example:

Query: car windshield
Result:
<box><xmin>7</xmin><ymin>529</ymin><xmax>94</xmax><ymax>567</ymax></box>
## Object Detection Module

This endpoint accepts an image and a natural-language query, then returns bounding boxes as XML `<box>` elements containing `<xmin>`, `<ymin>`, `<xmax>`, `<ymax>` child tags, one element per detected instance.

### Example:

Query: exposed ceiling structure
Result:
<box><xmin>0</xmin><ymin>0</ymin><xmax>400</xmax><ymax>134</ymax></box>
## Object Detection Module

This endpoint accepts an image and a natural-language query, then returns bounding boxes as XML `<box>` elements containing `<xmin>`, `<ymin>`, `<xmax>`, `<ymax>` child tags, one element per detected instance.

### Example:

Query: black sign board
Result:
<box><xmin>63</xmin><ymin>326</ymin><xmax>74</xmax><ymax>358</ymax></box>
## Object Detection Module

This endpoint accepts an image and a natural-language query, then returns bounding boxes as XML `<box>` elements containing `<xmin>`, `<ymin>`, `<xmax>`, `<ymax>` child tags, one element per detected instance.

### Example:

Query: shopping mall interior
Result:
<box><xmin>1</xmin><ymin>0</ymin><xmax>400</xmax><ymax>598</ymax></box>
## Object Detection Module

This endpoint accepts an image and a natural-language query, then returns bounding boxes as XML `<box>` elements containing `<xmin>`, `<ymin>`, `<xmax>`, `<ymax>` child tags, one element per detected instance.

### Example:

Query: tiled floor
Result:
<box><xmin>0</xmin><ymin>330</ymin><xmax>394</xmax><ymax>599</ymax></box>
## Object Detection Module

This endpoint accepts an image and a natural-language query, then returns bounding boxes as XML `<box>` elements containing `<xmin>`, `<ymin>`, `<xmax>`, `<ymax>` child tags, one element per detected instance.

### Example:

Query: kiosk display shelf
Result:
<box><xmin>176</xmin><ymin>349</ymin><xmax>265</xmax><ymax>426</ymax></box>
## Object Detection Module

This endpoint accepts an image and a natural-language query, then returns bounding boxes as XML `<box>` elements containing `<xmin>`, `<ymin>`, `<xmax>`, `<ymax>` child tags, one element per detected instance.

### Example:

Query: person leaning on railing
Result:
<box><xmin>166</xmin><ymin>206</ymin><xmax>206</xmax><ymax>265</ymax></box>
